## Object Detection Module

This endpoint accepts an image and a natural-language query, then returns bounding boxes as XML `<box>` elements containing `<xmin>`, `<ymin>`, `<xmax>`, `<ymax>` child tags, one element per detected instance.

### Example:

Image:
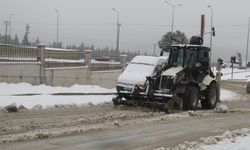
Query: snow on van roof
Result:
<box><xmin>131</xmin><ymin>55</ymin><xmax>167</xmax><ymax>65</ymax></box>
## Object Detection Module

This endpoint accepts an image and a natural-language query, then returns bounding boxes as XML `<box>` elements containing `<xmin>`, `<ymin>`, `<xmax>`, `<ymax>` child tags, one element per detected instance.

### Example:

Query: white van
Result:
<box><xmin>116</xmin><ymin>55</ymin><xmax>168</xmax><ymax>98</ymax></box>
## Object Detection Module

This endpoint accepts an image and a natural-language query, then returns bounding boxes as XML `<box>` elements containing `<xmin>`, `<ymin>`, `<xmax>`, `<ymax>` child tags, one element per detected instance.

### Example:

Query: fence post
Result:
<box><xmin>120</xmin><ymin>54</ymin><xmax>127</xmax><ymax>69</ymax></box>
<box><xmin>84</xmin><ymin>50</ymin><xmax>92</xmax><ymax>84</ymax></box>
<box><xmin>37</xmin><ymin>44</ymin><xmax>46</xmax><ymax>84</ymax></box>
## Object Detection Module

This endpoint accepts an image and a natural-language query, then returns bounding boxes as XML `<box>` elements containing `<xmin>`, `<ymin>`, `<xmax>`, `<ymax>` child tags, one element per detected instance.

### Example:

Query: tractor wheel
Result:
<box><xmin>183</xmin><ymin>85</ymin><xmax>199</xmax><ymax>110</ymax></box>
<box><xmin>202</xmin><ymin>82</ymin><xmax>218</xmax><ymax>109</ymax></box>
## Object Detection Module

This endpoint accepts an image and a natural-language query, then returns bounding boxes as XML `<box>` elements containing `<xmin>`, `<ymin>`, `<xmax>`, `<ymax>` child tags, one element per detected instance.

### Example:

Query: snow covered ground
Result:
<box><xmin>0</xmin><ymin>82</ymin><xmax>239</xmax><ymax>109</ymax></box>
<box><xmin>170</xmin><ymin>128</ymin><xmax>250</xmax><ymax>150</ymax></box>
<box><xmin>0</xmin><ymin>83</ymin><xmax>115</xmax><ymax>108</ymax></box>
<box><xmin>221</xmin><ymin>67</ymin><xmax>250</xmax><ymax>81</ymax></box>
<box><xmin>0</xmin><ymin>83</ymin><xmax>115</xmax><ymax>95</ymax></box>
<box><xmin>200</xmin><ymin>134</ymin><xmax>250</xmax><ymax>150</ymax></box>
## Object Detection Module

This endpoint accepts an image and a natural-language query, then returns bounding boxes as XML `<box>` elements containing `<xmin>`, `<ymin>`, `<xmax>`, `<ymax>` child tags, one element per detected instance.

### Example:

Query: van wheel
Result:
<box><xmin>183</xmin><ymin>85</ymin><xmax>199</xmax><ymax>110</ymax></box>
<box><xmin>202</xmin><ymin>82</ymin><xmax>218</xmax><ymax>109</ymax></box>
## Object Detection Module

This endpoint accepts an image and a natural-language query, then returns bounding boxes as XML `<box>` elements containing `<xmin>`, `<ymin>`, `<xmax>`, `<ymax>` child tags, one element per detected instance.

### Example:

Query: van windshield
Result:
<box><xmin>125</xmin><ymin>62</ymin><xmax>155</xmax><ymax>75</ymax></box>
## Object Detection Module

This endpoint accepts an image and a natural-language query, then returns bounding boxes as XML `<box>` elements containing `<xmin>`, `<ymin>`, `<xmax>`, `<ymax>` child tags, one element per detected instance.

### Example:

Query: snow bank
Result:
<box><xmin>0</xmin><ymin>82</ymin><xmax>115</xmax><ymax>95</ymax></box>
<box><xmin>0</xmin><ymin>95</ymin><xmax>114</xmax><ymax>109</ymax></box>
<box><xmin>166</xmin><ymin>128</ymin><xmax>250</xmax><ymax>150</ymax></box>
<box><xmin>0</xmin><ymin>82</ymin><xmax>115</xmax><ymax>109</ymax></box>
<box><xmin>214</xmin><ymin>104</ymin><xmax>228</xmax><ymax>113</ymax></box>
<box><xmin>200</xmin><ymin>128</ymin><xmax>250</xmax><ymax>150</ymax></box>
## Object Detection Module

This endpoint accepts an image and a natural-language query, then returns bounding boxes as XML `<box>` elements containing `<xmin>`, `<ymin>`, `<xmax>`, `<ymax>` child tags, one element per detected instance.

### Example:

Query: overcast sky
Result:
<box><xmin>1</xmin><ymin>0</ymin><xmax>250</xmax><ymax>61</ymax></box>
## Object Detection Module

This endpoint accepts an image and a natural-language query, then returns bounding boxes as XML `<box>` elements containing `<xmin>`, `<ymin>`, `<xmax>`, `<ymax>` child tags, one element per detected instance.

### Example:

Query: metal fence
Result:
<box><xmin>0</xmin><ymin>44</ymin><xmax>123</xmax><ymax>70</ymax></box>
<box><xmin>45</xmin><ymin>48</ymin><xmax>85</xmax><ymax>68</ymax></box>
<box><xmin>0</xmin><ymin>44</ymin><xmax>39</xmax><ymax>62</ymax></box>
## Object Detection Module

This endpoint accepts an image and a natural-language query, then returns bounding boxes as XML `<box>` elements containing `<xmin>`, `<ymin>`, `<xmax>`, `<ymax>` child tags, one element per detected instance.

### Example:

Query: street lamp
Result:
<box><xmin>207</xmin><ymin>5</ymin><xmax>214</xmax><ymax>50</ymax></box>
<box><xmin>54</xmin><ymin>9</ymin><xmax>59</xmax><ymax>44</ymax></box>
<box><xmin>9</xmin><ymin>13</ymin><xmax>15</xmax><ymax>38</ymax></box>
<box><xmin>112</xmin><ymin>8</ymin><xmax>121</xmax><ymax>57</ymax></box>
<box><xmin>165</xmin><ymin>1</ymin><xmax>182</xmax><ymax>32</ymax></box>
<box><xmin>246</xmin><ymin>17</ymin><xmax>250</xmax><ymax>67</ymax></box>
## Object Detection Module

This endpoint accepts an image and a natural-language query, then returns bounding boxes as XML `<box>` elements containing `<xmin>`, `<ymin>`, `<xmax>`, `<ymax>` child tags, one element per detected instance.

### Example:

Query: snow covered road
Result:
<box><xmin>0</xmin><ymin>80</ymin><xmax>250</xmax><ymax>150</ymax></box>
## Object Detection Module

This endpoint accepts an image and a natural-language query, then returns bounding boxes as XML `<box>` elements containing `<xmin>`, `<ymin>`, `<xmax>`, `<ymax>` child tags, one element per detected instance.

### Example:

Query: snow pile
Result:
<box><xmin>165</xmin><ymin>128</ymin><xmax>250</xmax><ymax>150</ymax></box>
<box><xmin>0</xmin><ymin>82</ymin><xmax>115</xmax><ymax>95</ymax></box>
<box><xmin>0</xmin><ymin>95</ymin><xmax>115</xmax><ymax>109</ymax></box>
<box><xmin>0</xmin><ymin>82</ymin><xmax>115</xmax><ymax>109</ymax></box>
<box><xmin>200</xmin><ymin>128</ymin><xmax>250</xmax><ymax>150</ymax></box>
<box><xmin>188</xmin><ymin>111</ymin><xmax>203</xmax><ymax>116</ymax></box>
<box><xmin>214</xmin><ymin>104</ymin><xmax>228</xmax><ymax>113</ymax></box>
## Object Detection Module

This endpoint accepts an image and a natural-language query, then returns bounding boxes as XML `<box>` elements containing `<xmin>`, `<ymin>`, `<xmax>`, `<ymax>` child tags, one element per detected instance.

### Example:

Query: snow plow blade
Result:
<box><xmin>112</xmin><ymin>94</ymin><xmax>183</xmax><ymax>113</ymax></box>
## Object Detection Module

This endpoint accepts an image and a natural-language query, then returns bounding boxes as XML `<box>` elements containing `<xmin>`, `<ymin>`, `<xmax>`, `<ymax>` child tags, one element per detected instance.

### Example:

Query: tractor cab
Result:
<box><xmin>166</xmin><ymin>45</ymin><xmax>212</xmax><ymax>82</ymax></box>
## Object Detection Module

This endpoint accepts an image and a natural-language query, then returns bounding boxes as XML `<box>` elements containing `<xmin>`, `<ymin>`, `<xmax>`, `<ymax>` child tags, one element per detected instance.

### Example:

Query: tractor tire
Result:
<box><xmin>183</xmin><ymin>85</ymin><xmax>199</xmax><ymax>110</ymax></box>
<box><xmin>202</xmin><ymin>82</ymin><xmax>218</xmax><ymax>109</ymax></box>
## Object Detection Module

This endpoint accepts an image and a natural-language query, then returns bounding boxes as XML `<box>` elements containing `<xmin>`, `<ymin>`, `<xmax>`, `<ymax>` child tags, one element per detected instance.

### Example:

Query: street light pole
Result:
<box><xmin>9</xmin><ymin>13</ymin><xmax>15</xmax><ymax>38</ymax></box>
<box><xmin>208</xmin><ymin>5</ymin><xmax>213</xmax><ymax>61</ymax></box>
<box><xmin>3</xmin><ymin>20</ymin><xmax>9</xmax><ymax>44</ymax></box>
<box><xmin>55</xmin><ymin>9</ymin><xmax>59</xmax><ymax>44</ymax></box>
<box><xmin>112</xmin><ymin>8</ymin><xmax>121</xmax><ymax>58</ymax></box>
<box><xmin>165</xmin><ymin>1</ymin><xmax>182</xmax><ymax>32</ymax></box>
<box><xmin>153</xmin><ymin>43</ymin><xmax>156</xmax><ymax>56</ymax></box>
<box><xmin>246</xmin><ymin>17</ymin><xmax>250</xmax><ymax>67</ymax></box>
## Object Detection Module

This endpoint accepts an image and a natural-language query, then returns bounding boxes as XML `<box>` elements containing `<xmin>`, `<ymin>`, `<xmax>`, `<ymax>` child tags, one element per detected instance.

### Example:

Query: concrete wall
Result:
<box><xmin>0</xmin><ymin>62</ymin><xmax>121</xmax><ymax>88</ymax></box>
<box><xmin>91</xmin><ymin>70</ymin><xmax>122</xmax><ymax>88</ymax></box>
<box><xmin>0</xmin><ymin>62</ymin><xmax>41</xmax><ymax>85</ymax></box>
<box><xmin>45</xmin><ymin>66</ymin><xmax>89</xmax><ymax>87</ymax></box>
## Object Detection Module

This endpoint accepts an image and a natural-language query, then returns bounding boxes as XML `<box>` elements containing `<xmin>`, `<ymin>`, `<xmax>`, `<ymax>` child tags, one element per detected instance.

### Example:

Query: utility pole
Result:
<box><xmin>246</xmin><ymin>17</ymin><xmax>250</xmax><ymax>67</ymax></box>
<box><xmin>200</xmin><ymin>15</ymin><xmax>205</xmax><ymax>39</ymax></box>
<box><xmin>9</xmin><ymin>13</ymin><xmax>15</xmax><ymax>38</ymax></box>
<box><xmin>112</xmin><ymin>8</ymin><xmax>121</xmax><ymax>58</ymax></box>
<box><xmin>153</xmin><ymin>44</ymin><xmax>156</xmax><ymax>56</ymax></box>
<box><xmin>208</xmin><ymin>5</ymin><xmax>213</xmax><ymax>61</ymax></box>
<box><xmin>4</xmin><ymin>20</ymin><xmax>10</xmax><ymax>44</ymax></box>
<box><xmin>55</xmin><ymin>9</ymin><xmax>59</xmax><ymax>44</ymax></box>
<box><xmin>165</xmin><ymin>1</ymin><xmax>182</xmax><ymax>32</ymax></box>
